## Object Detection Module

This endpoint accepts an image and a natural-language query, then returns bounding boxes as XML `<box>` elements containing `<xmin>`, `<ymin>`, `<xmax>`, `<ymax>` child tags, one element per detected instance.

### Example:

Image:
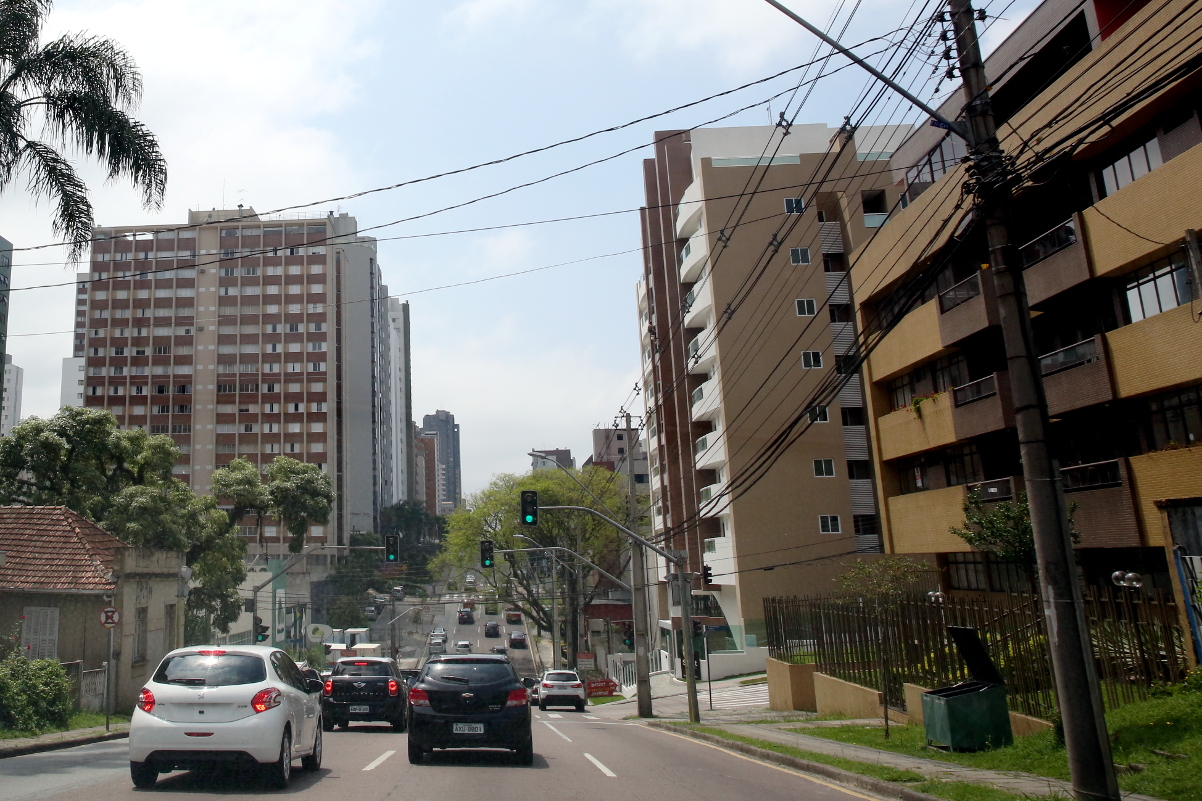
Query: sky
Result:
<box><xmin>0</xmin><ymin>0</ymin><xmax>1033</xmax><ymax>496</ymax></box>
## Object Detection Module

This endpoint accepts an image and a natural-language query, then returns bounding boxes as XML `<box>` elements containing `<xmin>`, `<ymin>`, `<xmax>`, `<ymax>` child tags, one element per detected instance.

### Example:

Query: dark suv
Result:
<box><xmin>321</xmin><ymin>657</ymin><xmax>407</xmax><ymax>731</ymax></box>
<box><xmin>407</xmin><ymin>654</ymin><xmax>534</xmax><ymax>765</ymax></box>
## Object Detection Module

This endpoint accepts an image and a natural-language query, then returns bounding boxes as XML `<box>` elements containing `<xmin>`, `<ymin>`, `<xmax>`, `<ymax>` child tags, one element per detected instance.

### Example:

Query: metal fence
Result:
<box><xmin>763</xmin><ymin>588</ymin><xmax>1187</xmax><ymax>720</ymax></box>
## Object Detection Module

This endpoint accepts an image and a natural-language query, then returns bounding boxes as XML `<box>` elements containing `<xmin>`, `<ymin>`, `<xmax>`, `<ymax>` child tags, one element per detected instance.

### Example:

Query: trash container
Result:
<box><xmin>922</xmin><ymin>626</ymin><xmax>1014</xmax><ymax>751</ymax></box>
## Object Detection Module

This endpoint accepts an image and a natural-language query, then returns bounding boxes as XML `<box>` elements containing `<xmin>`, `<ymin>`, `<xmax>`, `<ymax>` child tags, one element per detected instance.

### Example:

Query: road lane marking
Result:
<box><xmin>584</xmin><ymin>752</ymin><xmax>616</xmax><ymax>777</ymax></box>
<box><xmin>584</xmin><ymin>715</ymin><xmax>600</xmax><ymax>720</ymax></box>
<box><xmin>546</xmin><ymin>712</ymin><xmax>563</xmax><ymax>719</ymax></box>
<box><xmin>362</xmin><ymin>750</ymin><xmax>396</xmax><ymax>771</ymax></box>
<box><xmin>542</xmin><ymin>722</ymin><xmax>572</xmax><ymax>741</ymax></box>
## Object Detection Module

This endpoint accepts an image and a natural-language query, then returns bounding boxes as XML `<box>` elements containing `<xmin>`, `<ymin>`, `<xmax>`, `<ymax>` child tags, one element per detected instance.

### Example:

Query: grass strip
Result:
<box><xmin>0</xmin><ymin>712</ymin><xmax>129</xmax><ymax>740</ymax></box>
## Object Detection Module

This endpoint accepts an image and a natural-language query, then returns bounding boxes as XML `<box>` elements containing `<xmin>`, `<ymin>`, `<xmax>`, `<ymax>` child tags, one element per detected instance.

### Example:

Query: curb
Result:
<box><xmin>646</xmin><ymin>721</ymin><xmax>945</xmax><ymax>801</ymax></box>
<box><xmin>0</xmin><ymin>729</ymin><xmax>128</xmax><ymax>760</ymax></box>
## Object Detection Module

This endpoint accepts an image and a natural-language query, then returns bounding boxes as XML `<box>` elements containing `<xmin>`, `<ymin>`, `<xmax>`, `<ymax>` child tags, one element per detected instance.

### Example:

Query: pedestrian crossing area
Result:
<box><xmin>706</xmin><ymin>682</ymin><xmax>770</xmax><ymax>709</ymax></box>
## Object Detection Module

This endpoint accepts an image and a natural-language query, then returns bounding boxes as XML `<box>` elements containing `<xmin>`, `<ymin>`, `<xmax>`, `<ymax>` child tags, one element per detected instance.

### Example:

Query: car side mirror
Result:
<box><xmin>303</xmin><ymin>668</ymin><xmax>320</xmax><ymax>682</ymax></box>
<box><xmin>307</xmin><ymin>678</ymin><xmax>325</xmax><ymax>693</ymax></box>
<box><xmin>522</xmin><ymin>677</ymin><xmax>536</xmax><ymax>688</ymax></box>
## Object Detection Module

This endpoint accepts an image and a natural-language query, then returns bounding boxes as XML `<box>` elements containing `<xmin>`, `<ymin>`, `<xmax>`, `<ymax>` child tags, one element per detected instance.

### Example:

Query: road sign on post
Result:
<box><xmin>100</xmin><ymin>607</ymin><xmax>120</xmax><ymax>628</ymax></box>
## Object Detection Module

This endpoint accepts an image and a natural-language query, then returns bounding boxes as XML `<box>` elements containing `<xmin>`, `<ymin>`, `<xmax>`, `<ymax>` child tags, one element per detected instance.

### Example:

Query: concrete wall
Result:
<box><xmin>767</xmin><ymin>658</ymin><xmax>816</xmax><ymax>711</ymax></box>
<box><xmin>814</xmin><ymin>671</ymin><xmax>882</xmax><ymax>719</ymax></box>
<box><xmin>705</xmin><ymin>646</ymin><xmax>770</xmax><ymax>680</ymax></box>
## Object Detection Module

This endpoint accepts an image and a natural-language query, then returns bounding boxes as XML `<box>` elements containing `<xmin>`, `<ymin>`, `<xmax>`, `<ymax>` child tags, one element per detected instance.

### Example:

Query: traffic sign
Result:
<box><xmin>307</xmin><ymin>623</ymin><xmax>333</xmax><ymax>643</ymax></box>
<box><xmin>100</xmin><ymin>607</ymin><xmax>120</xmax><ymax>628</ymax></box>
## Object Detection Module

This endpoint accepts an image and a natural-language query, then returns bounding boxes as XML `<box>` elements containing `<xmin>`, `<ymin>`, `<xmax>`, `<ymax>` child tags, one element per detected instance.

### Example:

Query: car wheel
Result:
<box><xmin>130</xmin><ymin>761</ymin><xmax>158</xmax><ymax>789</ymax></box>
<box><xmin>302</xmin><ymin>724</ymin><xmax>322</xmax><ymax>771</ymax></box>
<box><xmin>514</xmin><ymin>739</ymin><xmax>534</xmax><ymax>766</ymax></box>
<box><xmin>538</xmin><ymin>701</ymin><xmax>546</xmax><ymax>711</ymax></box>
<box><xmin>407</xmin><ymin>739</ymin><xmax>424</xmax><ymax>764</ymax></box>
<box><xmin>392</xmin><ymin>716</ymin><xmax>406</xmax><ymax>732</ymax></box>
<box><xmin>263</xmin><ymin>730</ymin><xmax>292</xmax><ymax>789</ymax></box>
<box><xmin>576</xmin><ymin>700</ymin><xmax>586</xmax><ymax>712</ymax></box>
<box><xmin>336</xmin><ymin>719</ymin><xmax>349</xmax><ymax>730</ymax></box>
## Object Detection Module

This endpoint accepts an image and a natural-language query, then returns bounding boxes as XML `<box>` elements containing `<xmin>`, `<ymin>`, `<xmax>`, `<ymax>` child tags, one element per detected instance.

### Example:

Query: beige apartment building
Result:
<box><xmin>76</xmin><ymin>208</ymin><xmax>401</xmax><ymax>564</ymax></box>
<box><xmin>638</xmin><ymin>123</ymin><xmax>910</xmax><ymax>676</ymax></box>
<box><xmin>850</xmin><ymin>0</ymin><xmax>1202</xmax><ymax>642</ymax></box>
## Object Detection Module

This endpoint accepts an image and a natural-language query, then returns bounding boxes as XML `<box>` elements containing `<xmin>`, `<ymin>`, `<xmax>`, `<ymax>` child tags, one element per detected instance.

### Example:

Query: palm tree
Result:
<box><xmin>0</xmin><ymin>0</ymin><xmax>166</xmax><ymax>259</ymax></box>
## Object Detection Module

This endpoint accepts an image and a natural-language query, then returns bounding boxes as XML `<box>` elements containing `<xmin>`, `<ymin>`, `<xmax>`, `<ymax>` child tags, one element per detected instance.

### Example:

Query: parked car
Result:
<box><xmin>321</xmin><ymin>657</ymin><xmax>406</xmax><ymax>732</ymax></box>
<box><xmin>508</xmin><ymin>631</ymin><xmax>527</xmax><ymax>649</ymax></box>
<box><xmin>538</xmin><ymin>669</ymin><xmax>587</xmax><ymax>712</ymax></box>
<box><xmin>128</xmin><ymin>645</ymin><xmax>324</xmax><ymax>789</ymax></box>
<box><xmin>484</xmin><ymin>621</ymin><xmax>500</xmax><ymax>638</ymax></box>
<box><xmin>454</xmin><ymin>640</ymin><xmax>471</xmax><ymax>654</ymax></box>
<box><xmin>406</xmin><ymin>654</ymin><xmax>534</xmax><ymax>764</ymax></box>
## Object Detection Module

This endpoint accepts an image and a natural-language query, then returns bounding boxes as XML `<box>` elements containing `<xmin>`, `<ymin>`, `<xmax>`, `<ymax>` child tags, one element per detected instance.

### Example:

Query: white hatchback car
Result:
<box><xmin>128</xmin><ymin>645</ymin><xmax>324</xmax><ymax>789</ymax></box>
<box><xmin>538</xmin><ymin>669</ymin><xmax>587</xmax><ymax>711</ymax></box>
<box><xmin>454</xmin><ymin>640</ymin><xmax>471</xmax><ymax>654</ymax></box>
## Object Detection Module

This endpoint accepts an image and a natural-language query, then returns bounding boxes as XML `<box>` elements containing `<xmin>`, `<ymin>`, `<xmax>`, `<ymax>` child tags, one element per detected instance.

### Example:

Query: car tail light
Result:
<box><xmin>251</xmin><ymin>687</ymin><xmax>282</xmax><ymax>713</ymax></box>
<box><xmin>137</xmin><ymin>687</ymin><xmax>155</xmax><ymax>713</ymax></box>
<box><xmin>388</xmin><ymin>679</ymin><xmax>399</xmax><ymax>697</ymax></box>
<box><xmin>196</xmin><ymin>649</ymin><xmax>225</xmax><ymax>656</ymax></box>
<box><xmin>323</xmin><ymin>680</ymin><xmax>333</xmax><ymax>696</ymax></box>
<box><xmin>506</xmin><ymin>689</ymin><xmax>528</xmax><ymax>707</ymax></box>
<box><xmin>571</xmin><ymin>683</ymin><xmax>584</xmax><ymax>688</ymax></box>
<box><xmin>541</xmin><ymin>682</ymin><xmax>552</xmax><ymax>688</ymax></box>
<box><xmin>409</xmin><ymin>688</ymin><xmax>430</xmax><ymax>707</ymax></box>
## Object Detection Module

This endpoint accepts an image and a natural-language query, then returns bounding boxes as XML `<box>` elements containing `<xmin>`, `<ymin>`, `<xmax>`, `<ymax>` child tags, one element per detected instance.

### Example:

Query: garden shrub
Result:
<box><xmin>0</xmin><ymin>653</ymin><xmax>73</xmax><ymax>733</ymax></box>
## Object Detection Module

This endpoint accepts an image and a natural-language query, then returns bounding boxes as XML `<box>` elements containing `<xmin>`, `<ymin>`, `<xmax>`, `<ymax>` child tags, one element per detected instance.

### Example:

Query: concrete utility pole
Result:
<box><xmin>625</xmin><ymin>413</ymin><xmax>655</xmax><ymax>718</ymax></box>
<box><xmin>946</xmin><ymin>4</ymin><xmax>1119</xmax><ymax>798</ymax></box>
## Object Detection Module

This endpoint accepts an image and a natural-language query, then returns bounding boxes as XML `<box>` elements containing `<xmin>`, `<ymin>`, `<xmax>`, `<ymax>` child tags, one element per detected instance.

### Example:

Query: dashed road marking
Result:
<box><xmin>546</xmin><ymin>713</ymin><xmax>563</xmax><ymax>719</ymax></box>
<box><xmin>542</xmin><ymin>722</ymin><xmax>572</xmax><ymax>741</ymax></box>
<box><xmin>584</xmin><ymin>752</ymin><xmax>616</xmax><ymax>777</ymax></box>
<box><xmin>363</xmin><ymin>750</ymin><xmax>395</xmax><ymax>771</ymax></box>
<box><xmin>584</xmin><ymin>715</ymin><xmax>600</xmax><ymax>720</ymax></box>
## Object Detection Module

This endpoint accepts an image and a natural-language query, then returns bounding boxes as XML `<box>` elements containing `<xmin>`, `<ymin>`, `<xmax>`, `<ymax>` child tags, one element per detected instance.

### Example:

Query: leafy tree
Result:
<box><xmin>265</xmin><ymin>457</ymin><xmax>332</xmax><ymax>553</ymax></box>
<box><xmin>328</xmin><ymin>596</ymin><xmax>366</xmax><ymax>630</ymax></box>
<box><xmin>950</xmin><ymin>489</ymin><xmax>1078</xmax><ymax>573</ymax></box>
<box><xmin>211</xmin><ymin>457</ymin><xmax>269</xmax><ymax>542</ymax></box>
<box><xmin>435</xmin><ymin>467</ymin><xmax>631</xmax><ymax>654</ymax></box>
<box><xmin>837</xmin><ymin>556</ymin><xmax>935</xmax><ymax>595</ymax></box>
<box><xmin>0</xmin><ymin>0</ymin><xmax>167</xmax><ymax>259</ymax></box>
<box><xmin>328</xmin><ymin>530</ymin><xmax>385</xmax><ymax>600</ymax></box>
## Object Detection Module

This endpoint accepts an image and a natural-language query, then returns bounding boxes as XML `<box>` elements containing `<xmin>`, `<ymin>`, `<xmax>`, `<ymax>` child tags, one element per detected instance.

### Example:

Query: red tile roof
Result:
<box><xmin>0</xmin><ymin>506</ymin><xmax>127</xmax><ymax>593</ymax></box>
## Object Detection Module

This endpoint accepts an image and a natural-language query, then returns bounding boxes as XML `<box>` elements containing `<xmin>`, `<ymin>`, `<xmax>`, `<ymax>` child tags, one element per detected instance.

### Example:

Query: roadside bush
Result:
<box><xmin>0</xmin><ymin>653</ymin><xmax>73</xmax><ymax>733</ymax></box>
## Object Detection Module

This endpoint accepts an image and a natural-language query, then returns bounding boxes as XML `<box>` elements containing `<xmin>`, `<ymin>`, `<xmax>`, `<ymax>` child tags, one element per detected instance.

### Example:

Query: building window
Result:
<box><xmin>841</xmin><ymin>407</ymin><xmax>865</xmax><ymax>426</ymax></box>
<box><xmin>801</xmin><ymin>351</ymin><xmax>823</xmax><ymax>369</ymax></box>
<box><xmin>1125</xmin><ymin>251</ymin><xmax>1193</xmax><ymax>323</ymax></box>
<box><xmin>784</xmin><ymin>197</ymin><xmax>805</xmax><ymax>214</ymax></box>
<box><xmin>133</xmin><ymin>606</ymin><xmax>148</xmax><ymax>664</ymax></box>
<box><xmin>807</xmin><ymin>405</ymin><xmax>829</xmax><ymax>422</ymax></box>
<box><xmin>1144</xmin><ymin>383</ymin><xmax>1202</xmax><ymax>449</ymax></box>
<box><xmin>819</xmin><ymin>514</ymin><xmax>841</xmax><ymax>533</ymax></box>
<box><xmin>1100</xmin><ymin>137</ymin><xmax>1163</xmax><ymax>196</ymax></box>
<box><xmin>813</xmin><ymin>458</ymin><xmax>835</xmax><ymax>477</ymax></box>
<box><xmin>795</xmin><ymin>298</ymin><xmax>816</xmax><ymax>316</ymax></box>
<box><xmin>846</xmin><ymin>459</ymin><xmax>872</xmax><ymax>480</ymax></box>
<box><xmin>944</xmin><ymin>443</ymin><xmax>983</xmax><ymax>486</ymax></box>
<box><xmin>789</xmin><ymin>247</ymin><xmax>811</xmax><ymax>265</ymax></box>
<box><xmin>947</xmin><ymin>553</ymin><xmax>989</xmax><ymax>591</ymax></box>
<box><xmin>171</xmin><ymin>424</ymin><xmax>191</xmax><ymax>433</ymax></box>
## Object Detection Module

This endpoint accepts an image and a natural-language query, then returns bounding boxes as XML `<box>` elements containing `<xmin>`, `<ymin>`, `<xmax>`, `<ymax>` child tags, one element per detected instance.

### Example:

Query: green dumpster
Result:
<box><xmin>922</xmin><ymin>627</ymin><xmax>1014</xmax><ymax>751</ymax></box>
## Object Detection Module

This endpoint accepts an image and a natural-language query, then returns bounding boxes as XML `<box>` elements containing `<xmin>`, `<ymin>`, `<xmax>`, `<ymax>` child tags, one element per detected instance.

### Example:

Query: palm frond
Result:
<box><xmin>25</xmin><ymin>33</ymin><xmax>142</xmax><ymax>109</ymax></box>
<box><xmin>0</xmin><ymin>0</ymin><xmax>50</xmax><ymax>64</ymax></box>
<box><xmin>0</xmin><ymin>89</ymin><xmax>24</xmax><ymax>186</ymax></box>
<box><xmin>41</xmin><ymin>89</ymin><xmax>166</xmax><ymax>207</ymax></box>
<box><xmin>18</xmin><ymin>139</ymin><xmax>92</xmax><ymax>259</ymax></box>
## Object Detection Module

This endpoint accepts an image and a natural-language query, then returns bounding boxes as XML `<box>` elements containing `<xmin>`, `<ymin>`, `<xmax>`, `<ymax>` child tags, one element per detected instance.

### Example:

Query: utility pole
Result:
<box><xmin>677</xmin><ymin>570</ymin><xmax>701</xmax><ymax>723</ymax></box>
<box><xmin>947</xmin><ymin>3</ymin><xmax>1119</xmax><ymax>799</ymax></box>
<box><xmin>550</xmin><ymin>550</ymin><xmax>559</xmax><ymax>670</ymax></box>
<box><xmin>625</xmin><ymin>413</ymin><xmax>654</xmax><ymax>717</ymax></box>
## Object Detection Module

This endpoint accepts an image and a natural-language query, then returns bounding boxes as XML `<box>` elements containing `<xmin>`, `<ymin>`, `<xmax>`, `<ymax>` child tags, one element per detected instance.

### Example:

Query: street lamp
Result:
<box><xmin>515</xmin><ymin>532</ymin><xmax>560</xmax><ymax>670</ymax></box>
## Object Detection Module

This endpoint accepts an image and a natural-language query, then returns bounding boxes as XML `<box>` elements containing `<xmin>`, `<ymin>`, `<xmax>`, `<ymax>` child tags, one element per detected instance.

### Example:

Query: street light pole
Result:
<box><xmin>623</xmin><ymin>413</ymin><xmax>655</xmax><ymax>718</ymax></box>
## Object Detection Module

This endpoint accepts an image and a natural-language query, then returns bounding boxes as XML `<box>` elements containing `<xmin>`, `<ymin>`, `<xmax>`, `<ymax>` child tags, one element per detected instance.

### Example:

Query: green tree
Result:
<box><xmin>0</xmin><ymin>0</ymin><xmax>167</xmax><ymax>259</ymax></box>
<box><xmin>211</xmin><ymin>457</ymin><xmax>269</xmax><ymax>541</ymax></box>
<box><xmin>265</xmin><ymin>457</ymin><xmax>332</xmax><ymax>553</ymax></box>
<box><xmin>329</xmin><ymin>530</ymin><xmax>385</xmax><ymax>600</ymax></box>
<box><xmin>328</xmin><ymin>596</ymin><xmax>366</xmax><ymax>630</ymax></box>
<box><xmin>837</xmin><ymin>556</ymin><xmax>935</xmax><ymax>595</ymax></box>
<box><xmin>950</xmin><ymin>489</ymin><xmax>1078</xmax><ymax>578</ymax></box>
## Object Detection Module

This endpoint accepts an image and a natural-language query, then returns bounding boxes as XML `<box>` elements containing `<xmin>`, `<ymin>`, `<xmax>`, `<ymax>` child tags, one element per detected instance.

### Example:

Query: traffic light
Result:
<box><xmin>253</xmin><ymin>615</ymin><xmax>269</xmax><ymax>643</ymax></box>
<box><xmin>702</xmin><ymin>564</ymin><xmax>714</xmax><ymax>585</ymax></box>
<box><xmin>384</xmin><ymin>534</ymin><xmax>400</xmax><ymax>563</ymax></box>
<box><xmin>520</xmin><ymin>490</ymin><xmax>538</xmax><ymax>526</ymax></box>
<box><xmin>622</xmin><ymin>623</ymin><xmax>634</xmax><ymax>648</ymax></box>
<box><xmin>480</xmin><ymin>539</ymin><xmax>495</xmax><ymax>569</ymax></box>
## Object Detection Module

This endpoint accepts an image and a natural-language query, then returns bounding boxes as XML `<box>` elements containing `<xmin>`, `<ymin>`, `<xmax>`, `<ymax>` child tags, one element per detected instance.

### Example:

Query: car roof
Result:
<box><xmin>335</xmin><ymin>656</ymin><xmax>391</xmax><ymax>663</ymax></box>
<box><xmin>544</xmin><ymin>669</ymin><xmax>579</xmax><ymax>675</ymax></box>
<box><xmin>427</xmin><ymin>653</ymin><xmax>508</xmax><ymax>662</ymax></box>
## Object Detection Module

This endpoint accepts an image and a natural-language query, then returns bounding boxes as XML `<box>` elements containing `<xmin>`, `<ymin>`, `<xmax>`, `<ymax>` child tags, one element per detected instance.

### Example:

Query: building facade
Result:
<box><xmin>413</xmin><ymin>427</ymin><xmax>438</xmax><ymax>514</ymax></box>
<box><xmin>388</xmin><ymin>299</ymin><xmax>414</xmax><ymax>503</ymax></box>
<box><xmin>421</xmin><ymin>409</ymin><xmax>461</xmax><ymax>515</ymax></box>
<box><xmin>850</xmin><ymin>0</ymin><xmax>1202</xmax><ymax>626</ymax></box>
<box><xmin>1</xmin><ymin>354</ymin><xmax>22</xmax><ymax>435</ymax></box>
<box><xmin>60</xmin><ymin>357</ymin><xmax>85</xmax><ymax>408</ymax></box>
<box><xmin>638</xmin><ymin>123</ymin><xmax>910</xmax><ymax>673</ymax></box>
<box><xmin>532</xmin><ymin>448</ymin><xmax>574</xmax><ymax>470</ymax></box>
<box><xmin>0</xmin><ymin>236</ymin><xmax>10</xmax><ymax>399</ymax></box>
<box><xmin>75</xmin><ymin>208</ymin><xmax>397</xmax><ymax>558</ymax></box>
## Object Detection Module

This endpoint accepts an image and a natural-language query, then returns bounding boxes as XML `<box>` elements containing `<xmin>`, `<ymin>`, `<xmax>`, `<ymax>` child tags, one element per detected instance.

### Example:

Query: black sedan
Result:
<box><xmin>406</xmin><ymin>654</ymin><xmax>534</xmax><ymax>765</ymax></box>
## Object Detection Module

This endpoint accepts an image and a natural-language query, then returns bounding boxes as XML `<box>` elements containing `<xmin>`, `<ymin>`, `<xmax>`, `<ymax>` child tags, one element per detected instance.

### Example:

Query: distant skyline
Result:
<box><xmin>0</xmin><ymin>0</ymin><xmax>1034</xmax><ymax>496</ymax></box>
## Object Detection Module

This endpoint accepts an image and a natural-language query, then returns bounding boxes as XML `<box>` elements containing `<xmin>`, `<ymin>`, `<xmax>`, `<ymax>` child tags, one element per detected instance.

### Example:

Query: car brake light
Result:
<box><xmin>251</xmin><ymin>687</ymin><xmax>282</xmax><ymax>713</ymax></box>
<box><xmin>409</xmin><ymin>688</ymin><xmax>431</xmax><ymax>707</ymax></box>
<box><xmin>352</xmin><ymin>661</ymin><xmax>370</xmax><ymax>665</ymax></box>
<box><xmin>541</xmin><ymin>682</ymin><xmax>552</xmax><ymax>688</ymax></box>
<box><xmin>571</xmin><ymin>683</ymin><xmax>583</xmax><ymax>688</ymax></box>
<box><xmin>388</xmin><ymin>679</ymin><xmax>399</xmax><ymax>697</ymax></box>
<box><xmin>323</xmin><ymin>680</ymin><xmax>333</xmax><ymax>696</ymax></box>
<box><xmin>196</xmin><ymin>649</ymin><xmax>225</xmax><ymax>656</ymax></box>
<box><xmin>138</xmin><ymin>687</ymin><xmax>155</xmax><ymax>713</ymax></box>
<box><xmin>505</xmin><ymin>689</ymin><xmax>528</xmax><ymax>708</ymax></box>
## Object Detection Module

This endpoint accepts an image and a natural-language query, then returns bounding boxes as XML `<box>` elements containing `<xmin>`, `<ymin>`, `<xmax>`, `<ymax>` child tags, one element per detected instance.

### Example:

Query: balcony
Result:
<box><xmin>683</xmin><ymin>276</ymin><xmax>713</xmax><ymax>329</ymax></box>
<box><xmin>938</xmin><ymin>271</ymin><xmax>999</xmax><ymax>347</ymax></box>
<box><xmin>698</xmin><ymin>482</ymin><xmax>728</xmax><ymax>517</ymax></box>
<box><xmin>676</xmin><ymin>180</ymin><xmax>703</xmax><ymax>239</ymax></box>
<box><xmin>1107</xmin><ymin>304</ymin><xmax>1202</xmax><ymax>399</ymax></box>
<box><xmin>690</xmin><ymin>377</ymin><xmax>721</xmax><ymax>421</ymax></box>
<box><xmin>1061</xmin><ymin>458</ymin><xmax>1140</xmax><ymax>548</ymax></box>
<box><xmin>966</xmin><ymin>476</ymin><xmax>1021</xmax><ymax>502</ymax></box>
<box><xmin>687</xmin><ymin>331</ymin><xmax>716</xmax><ymax>375</ymax></box>
<box><xmin>951</xmin><ymin>372</ymin><xmax>1014</xmax><ymax>441</ymax></box>
<box><xmin>702</xmin><ymin>534</ymin><xmax>734</xmax><ymax>586</ymax></box>
<box><xmin>679</xmin><ymin>230</ymin><xmax>709</xmax><ymax>283</ymax></box>
<box><xmin>695</xmin><ymin>429</ymin><xmax>727</xmax><ymax>470</ymax></box>
<box><xmin>1039</xmin><ymin>335</ymin><xmax>1114</xmax><ymax>416</ymax></box>
<box><xmin>877</xmin><ymin>390</ymin><xmax>956</xmax><ymax>462</ymax></box>
<box><xmin>886</xmin><ymin>485</ymin><xmax>971</xmax><ymax>553</ymax></box>
<box><xmin>1021</xmin><ymin>216</ymin><xmax>1091</xmax><ymax>306</ymax></box>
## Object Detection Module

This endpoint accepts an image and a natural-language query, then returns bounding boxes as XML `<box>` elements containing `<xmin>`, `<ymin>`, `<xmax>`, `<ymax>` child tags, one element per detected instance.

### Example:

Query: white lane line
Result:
<box><xmin>542</xmin><ymin>722</ymin><xmax>572</xmax><ymax>741</ymax></box>
<box><xmin>584</xmin><ymin>752</ymin><xmax>616</xmax><ymax>777</ymax></box>
<box><xmin>362</xmin><ymin>750</ymin><xmax>396</xmax><ymax>771</ymax></box>
<box><xmin>533</xmin><ymin>713</ymin><xmax>542</xmax><ymax>719</ymax></box>
<box><xmin>546</xmin><ymin>712</ymin><xmax>563</xmax><ymax>719</ymax></box>
<box><xmin>584</xmin><ymin>715</ymin><xmax>600</xmax><ymax>720</ymax></box>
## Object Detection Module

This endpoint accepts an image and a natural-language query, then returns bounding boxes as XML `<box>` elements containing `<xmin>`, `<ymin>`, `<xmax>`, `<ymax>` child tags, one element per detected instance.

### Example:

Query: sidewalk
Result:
<box><xmin>668</xmin><ymin>721</ymin><xmax>1166</xmax><ymax>801</ymax></box>
<box><xmin>0</xmin><ymin>723</ymin><xmax>128</xmax><ymax>759</ymax></box>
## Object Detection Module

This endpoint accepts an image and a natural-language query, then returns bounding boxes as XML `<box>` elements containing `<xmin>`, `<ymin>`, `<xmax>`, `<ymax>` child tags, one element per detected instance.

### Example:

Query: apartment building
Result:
<box><xmin>60</xmin><ymin>357</ymin><xmax>85</xmax><ymax>408</ymax></box>
<box><xmin>850</xmin><ymin>0</ymin><xmax>1202</xmax><ymax>622</ymax></box>
<box><xmin>584</xmin><ymin>427</ymin><xmax>649</xmax><ymax>487</ymax></box>
<box><xmin>0</xmin><ymin>236</ymin><xmax>11</xmax><ymax>402</ymax></box>
<box><xmin>389</xmin><ymin>299</ymin><xmax>415</xmax><ymax>502</ymax></box>
<box><xmin>75</xmin><ymin>208</ymin><xmax>397</xmax><ymax>557</ymax></box>
<box><xmin>638</xmin><ymin>123</ymin><xmax>910</xmax><ymax>675</ymax></box>
<box><xmin>413</xmin><ymin>427</ymin><xmax>438</xmax><ymax>513</ymax></box>
<box><xmin>422</xmin><ymin>409</ymin><xmax>461</xmax><ymax>514</ymax></box>
<box><xmin>532</xmin><ymin>448</ymin><xmax>574</xmax><ymax>470</ymax></box>
<box><xmin>1</xmin><ymin>354</ymin><xmax>22</xmax><ymax>435</ymax></box>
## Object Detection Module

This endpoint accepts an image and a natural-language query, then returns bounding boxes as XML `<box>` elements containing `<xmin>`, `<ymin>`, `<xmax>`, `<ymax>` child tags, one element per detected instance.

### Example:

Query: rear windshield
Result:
<box><xmin>334</xmin><ymin>661</ymin><xmax>392</xmax><ymax>677</ymax></box>
<box><xmin>425</xmin><ymin>660</ymin><xmax>514</xmax><ymax>686</ymax></box>
<box><xmin>546</xmin><ymin>672</ymin><xmax>579</xmax><ymax>682</ymax></box>
<box><xmin>153</xmin><ymin>653</ymin><xmax>266</xmax><ymax>686</ymax></box>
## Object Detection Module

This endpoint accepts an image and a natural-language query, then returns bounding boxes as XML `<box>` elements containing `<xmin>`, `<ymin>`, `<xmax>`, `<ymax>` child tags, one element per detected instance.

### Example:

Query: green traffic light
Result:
<box><xmin>525</xmin><ymin>515</ymin><xmax>533</xmax><ymax>523</ymax></box>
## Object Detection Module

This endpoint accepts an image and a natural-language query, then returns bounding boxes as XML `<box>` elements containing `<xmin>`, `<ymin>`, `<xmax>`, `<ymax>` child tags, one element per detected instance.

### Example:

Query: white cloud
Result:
<box><xmin>446</xmin><ymin>0</ymin><xmax>542</xmax><ymax>31</ymax></box>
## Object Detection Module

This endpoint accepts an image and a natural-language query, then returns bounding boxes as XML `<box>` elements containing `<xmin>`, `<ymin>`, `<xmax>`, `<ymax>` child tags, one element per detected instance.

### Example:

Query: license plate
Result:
<box><xmin>349</xmin><ymin>705</ymin><xmax>370</xmax><ymax>714</ymax></box>
<box><xmin>453</xmin><ymin>723</ymin><xmax>484</xmax><ymax>734</ymax></box>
